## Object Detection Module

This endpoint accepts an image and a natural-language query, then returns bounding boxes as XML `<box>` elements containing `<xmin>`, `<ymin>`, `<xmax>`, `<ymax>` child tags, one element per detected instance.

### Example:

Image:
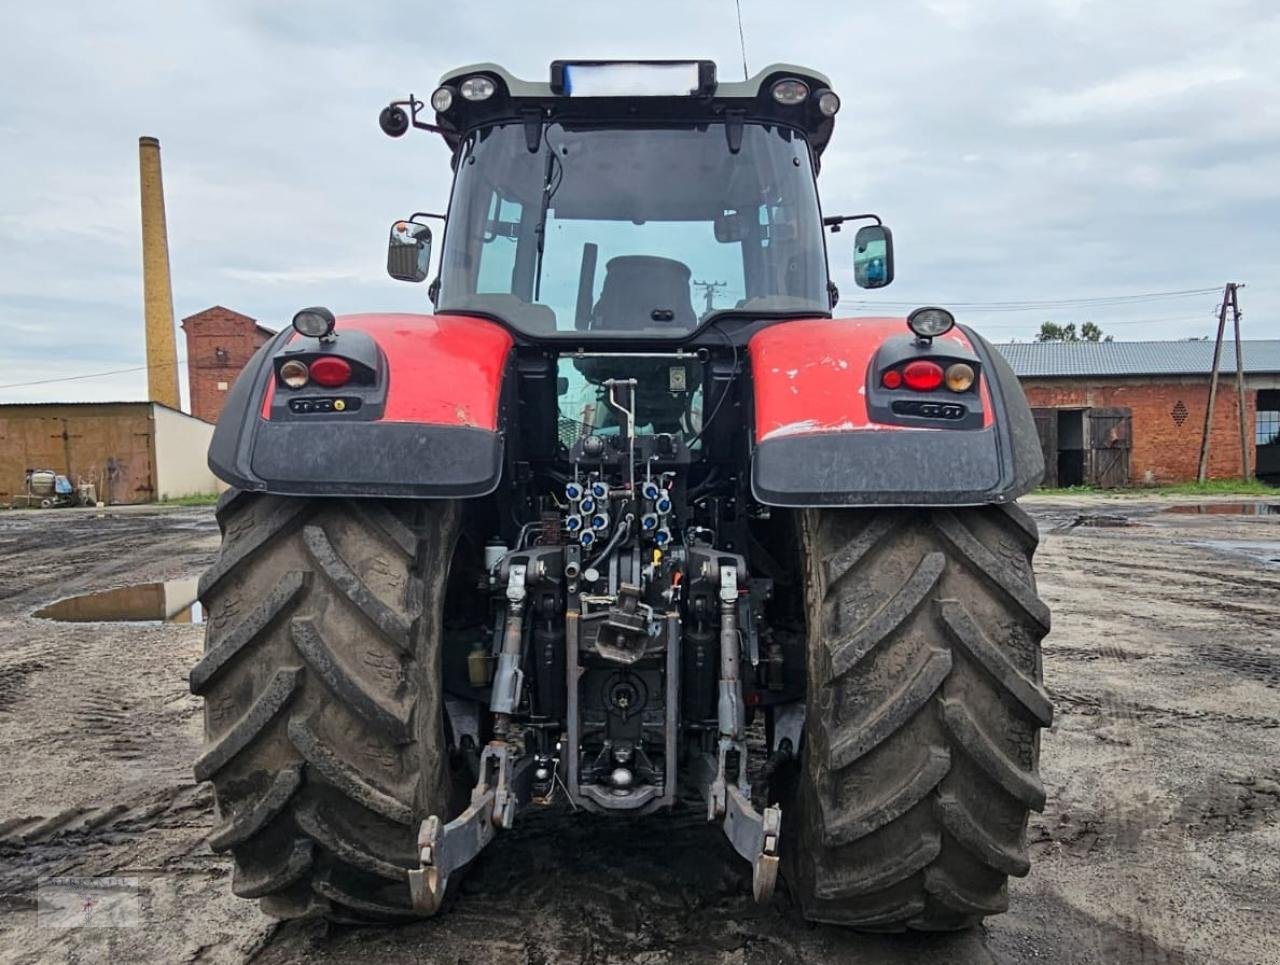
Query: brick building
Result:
<box><xmin>181</xmin><ymin>306</ymin><xmax>275</xmax><ymax>424</ymax></box>
<box><xmin>996</xmin><ymin>340</ymin><xmax>1280</xmax><ymax>487</ymax></box>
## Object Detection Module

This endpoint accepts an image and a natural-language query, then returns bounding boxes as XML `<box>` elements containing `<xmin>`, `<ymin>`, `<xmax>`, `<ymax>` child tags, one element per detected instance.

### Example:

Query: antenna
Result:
<box><xmin>734</xmin><ymin>0</ymin><xmax>749</xmax><ymax>80</ymax></box>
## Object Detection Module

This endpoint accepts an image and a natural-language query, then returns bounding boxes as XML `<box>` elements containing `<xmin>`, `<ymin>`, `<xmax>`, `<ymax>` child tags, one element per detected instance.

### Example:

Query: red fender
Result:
<box><xmin>748</xmin><ymin>317</ymin><xmax>992</xmax><ymax>442</ymax></box>
<box><xmin>261</xmin><ymin>313</ymin><xmax>514</xmax><ymax>428</ymax></box>
<box><xmin>219</xmin><ymin>312</ymin><xmax>514</xmax><ymax>498</ymax></box>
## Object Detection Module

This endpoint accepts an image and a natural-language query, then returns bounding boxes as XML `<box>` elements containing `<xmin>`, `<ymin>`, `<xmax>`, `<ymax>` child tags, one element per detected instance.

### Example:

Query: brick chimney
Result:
<box><xmin>181</xmin><ymin>307</ymin><xmax>274</xmax><ymax>424</ymax></box>
<box><xmin>139</xmin><ymin>137</ymin><xmax>182</xmax><ymax>409</ymax></box>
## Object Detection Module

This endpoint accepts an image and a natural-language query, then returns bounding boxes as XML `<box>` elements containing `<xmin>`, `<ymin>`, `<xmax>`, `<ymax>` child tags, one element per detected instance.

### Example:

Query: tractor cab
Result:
<box><xmin>381</xmin><ymin>60</ymin><xmax>894</xmax><ymax>341</ymax></box>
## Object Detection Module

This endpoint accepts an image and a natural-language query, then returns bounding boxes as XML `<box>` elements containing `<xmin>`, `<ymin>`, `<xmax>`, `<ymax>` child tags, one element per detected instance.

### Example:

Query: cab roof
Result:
<box><xmin>426</xmin><ymin>60</ymin><xmax>839</xmax><ymax>160</ymax></box>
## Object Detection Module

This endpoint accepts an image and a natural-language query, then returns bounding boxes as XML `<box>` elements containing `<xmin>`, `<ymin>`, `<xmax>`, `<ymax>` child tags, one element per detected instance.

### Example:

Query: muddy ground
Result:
<box><xmin>0</xmin><ymin>495</ymin><xmax>1277</xmax><ymax>964</ymax></box>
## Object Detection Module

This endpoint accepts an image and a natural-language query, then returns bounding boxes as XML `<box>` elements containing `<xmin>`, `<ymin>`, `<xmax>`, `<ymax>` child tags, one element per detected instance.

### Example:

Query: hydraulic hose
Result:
<box><xmin>587</xmin><ymin>513</ymin><xmax>633</xmax><ymax>571</ymax></box>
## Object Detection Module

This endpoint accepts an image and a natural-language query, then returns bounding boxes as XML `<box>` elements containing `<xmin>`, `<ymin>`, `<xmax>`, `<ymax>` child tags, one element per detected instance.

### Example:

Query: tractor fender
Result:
<box><xmin>208</xmin><ymin>313</ymin><xmax>513</xmax><ymax>498</ymax></box>
<box><xmin>748</xmin><ymin>317</ymin><xmax>1043</xmax><ymax>507</ymax></box>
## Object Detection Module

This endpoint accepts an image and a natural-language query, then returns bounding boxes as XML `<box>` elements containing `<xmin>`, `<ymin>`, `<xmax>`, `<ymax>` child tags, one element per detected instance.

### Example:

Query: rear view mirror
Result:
<box><xmin>714</xmin><ymin>210</ymin><xmax>747</xmax><ymax>243</ymax></box>
<box><xmin>387</xmin><ymin>219</ymin><xmax>432</xmax><ymax>282</ymax></box>
<box><xmin>853</xmin><ymin>224</ymin><xmax>894</xmax><ymax>289</ymax></box>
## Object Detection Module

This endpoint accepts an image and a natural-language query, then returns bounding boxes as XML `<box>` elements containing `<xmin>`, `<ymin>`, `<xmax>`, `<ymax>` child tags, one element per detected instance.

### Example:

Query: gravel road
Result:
<box><xmin>0</xmin><ymin>496</ymin><xmax>1277</xmax><ymax>964</ymax></box>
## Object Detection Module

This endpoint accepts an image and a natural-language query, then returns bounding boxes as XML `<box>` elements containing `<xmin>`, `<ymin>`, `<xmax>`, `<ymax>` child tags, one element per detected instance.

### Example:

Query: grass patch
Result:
<box><xmin>1036</xmin><ymin>480</ymin><xmax>1276</xmax><ymax>497</ymax></box>
<box><xmin>159</xmin><ymin>492</ymin><xmax>222</xmax><ymax>506</ymax></box>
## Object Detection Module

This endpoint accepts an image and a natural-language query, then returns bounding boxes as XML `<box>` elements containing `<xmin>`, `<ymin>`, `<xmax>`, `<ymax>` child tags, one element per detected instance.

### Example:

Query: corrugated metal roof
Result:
<box><xmin>993</xmin><ymin>339</ymin><xmax>1280</xmax><ymax>378</ymax></box>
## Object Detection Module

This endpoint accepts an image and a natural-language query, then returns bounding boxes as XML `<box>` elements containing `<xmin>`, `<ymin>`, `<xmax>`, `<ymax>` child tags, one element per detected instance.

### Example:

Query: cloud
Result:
<box><xmin>1</xmin><ymin>0</ymin><xmax>1278</xmax><ymax>405</ymax></box>
<box><xmin>1015</xmin><ymin>64</ymin><xmax>1248</xmax><ymax>126</ymax></box>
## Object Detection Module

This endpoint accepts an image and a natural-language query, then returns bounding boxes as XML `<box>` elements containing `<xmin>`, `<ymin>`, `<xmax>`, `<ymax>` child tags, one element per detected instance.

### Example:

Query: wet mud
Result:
<box><xmin>0</xmin><ymin>497</ymin><xmax>1278</xmax><ymax>964</ymax></box>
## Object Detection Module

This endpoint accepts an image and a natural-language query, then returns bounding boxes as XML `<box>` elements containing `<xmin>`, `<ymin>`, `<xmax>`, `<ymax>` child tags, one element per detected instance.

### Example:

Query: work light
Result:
<box><xmin>292</xmin><ymin>306</ymin><xmax>336</xmax><ymax>340</ymax></box>
<box><xmin>459</xmin><ymin>76</ymin><xmax>496</xmax><ymax>101</ymax></box>
<box><xmin>430</xmin><ymin>86</ymin><xmax>454</xmax><ymax>112</ymax></box>
<box><xmin>906</xmin><ymin>307</ymin><xmax>956</xmax><ymax>339</ymax></box>
<box><xmin>771</xmin><ymin>79</ymin><xmax>809</xmax><ymax>105</ymax></box>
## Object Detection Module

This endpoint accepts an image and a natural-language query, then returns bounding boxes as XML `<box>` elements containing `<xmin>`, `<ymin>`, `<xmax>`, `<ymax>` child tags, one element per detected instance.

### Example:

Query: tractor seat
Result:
<box><xmin>591</xmin><ymin>255</ymin><xmax>697</xmax><ymax>330</ymax></box>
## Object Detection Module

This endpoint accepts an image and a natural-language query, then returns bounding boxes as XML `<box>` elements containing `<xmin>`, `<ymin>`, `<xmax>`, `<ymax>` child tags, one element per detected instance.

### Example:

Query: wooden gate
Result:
<box><xmin>1088</xmin><ymin>407</ymin><xmax>1132</xmax><ymax>488</ymax></box>
<box><xmin>1031</xmin><ymin>408</ymin><xmax>1058</xmax><ymax>487</ymax></box>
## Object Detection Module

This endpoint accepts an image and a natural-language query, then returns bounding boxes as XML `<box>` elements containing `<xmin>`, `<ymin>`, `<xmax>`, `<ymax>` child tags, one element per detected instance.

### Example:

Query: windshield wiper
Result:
<box><xmin>532</xmin><ymin>135</ymin><xmax>564</xmax><ymax>301</ymax></box>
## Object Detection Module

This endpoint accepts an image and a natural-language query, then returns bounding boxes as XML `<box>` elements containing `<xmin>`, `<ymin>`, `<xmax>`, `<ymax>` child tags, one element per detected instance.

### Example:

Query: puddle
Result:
<box><xmin>1166</xmin><ymin>503</ymin><xmax>1280</xmax><ymax>516</ymax></box>
<box><xmin>1190</xmin><ymin>540</ymin><xmax>1280</xmax><ymax>569</ymax></box>
<box><xmin>35</xmin><ymin>579</ymin><xmax>204</xmax><ymax>624</ymax></box>
<box><xmin>1054</xmin><ymin>513</ymin><xmax>1134</xmax><ymax>533</ymax></box>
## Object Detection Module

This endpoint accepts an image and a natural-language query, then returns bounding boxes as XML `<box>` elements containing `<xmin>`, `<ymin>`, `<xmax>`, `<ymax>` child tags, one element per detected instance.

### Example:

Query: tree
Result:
<box><xmin>1036</xmin><ymin>321</ymin><xmax>1075</xmax><ymax>342</ymax></box>
<box><xmin>1036</xmin><ymin>320</ymin><xmax>1112</xmax><ymax>342</ymax></box>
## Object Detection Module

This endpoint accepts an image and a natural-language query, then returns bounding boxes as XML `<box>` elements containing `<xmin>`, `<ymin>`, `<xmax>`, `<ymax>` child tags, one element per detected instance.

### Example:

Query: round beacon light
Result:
<box><xmin>907</xmin><ymin>306</ymin><xmax>956</xmax><ymax>340</ymax></box>
<box><xmin>430</xmin><ymin>86</ymin><xmax>454</xmax><ymax>113</ymax></box>
<box><xmin>771</xmin><ymin>79</ymin><xmax>809</xmax><ymax>106</ymax></box>
<box><xmin>459</xmin><ymin>75</ymin><xmax>496</xmax><ymax>101</ymax></box>
<box><xmin>292</xmin><ymin>306</ymin><xmax>336</xmax><ymax>340</ymax></box>
<box><xmin>279</xmin><ymin>359</ymin><xmax>309</xmax><ymax>389</ymax></box>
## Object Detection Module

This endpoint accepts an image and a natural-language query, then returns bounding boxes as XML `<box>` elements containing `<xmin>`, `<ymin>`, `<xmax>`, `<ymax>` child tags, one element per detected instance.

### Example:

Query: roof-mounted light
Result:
<box><xmin>907</xmin><ymin>307</ymin><xmax>956</xmax><ymax>340</ymax></box>
<box><xmin>771</xmin><ymin>78</ymin><xmax>809</xmax><ymax>106</ymax></box>
<box><xmin>550</xmin><ymin>60</ymin><xmax>715</xmax><ymax>97</ymax></box>
<box><xmin>430</xmin><ymin>86</ymin><xmax>454</xmax><ymax>112</ymax></box>
<box><xmin>816</xmin><ymin>89</ymin><xmax>841</xmax><ymax>117</ymax></box>
<box><xmin>459</xmin><ymin>75</ymin><xmax>496</xmax><ymax>101</ymax></box>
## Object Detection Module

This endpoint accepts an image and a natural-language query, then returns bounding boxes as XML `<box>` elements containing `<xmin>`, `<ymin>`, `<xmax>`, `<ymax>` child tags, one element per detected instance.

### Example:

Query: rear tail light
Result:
<box><xmin>945</xmin><ymin>363</ymin><xmax>975</xmax><ymax>392</ymax></box>
<box><xmin>279</xmin><ymin>359</ymin><xmax>309</xmax><ymax>389</ymax></box>
<box><xmin>902</xmin><ymin>360</ymin><xmax>944</xmax><ymax>392</ymax></box>
<box><xmin>309</xmin><ymin>356</ymin><xmax>352</xmax><ymax>388</ymax></box>
<box><xmin>881</xmin><ymin>369</ymin><xmax>903</xmax><ymax>389</ymax></box>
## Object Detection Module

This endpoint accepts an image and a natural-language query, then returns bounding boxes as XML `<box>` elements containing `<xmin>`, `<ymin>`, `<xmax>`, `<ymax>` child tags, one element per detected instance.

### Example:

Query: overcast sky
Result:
<box><xmin>2</xmin><ymin>0</ymin><xmax>1277</xmax><ymax>405</ymax></box>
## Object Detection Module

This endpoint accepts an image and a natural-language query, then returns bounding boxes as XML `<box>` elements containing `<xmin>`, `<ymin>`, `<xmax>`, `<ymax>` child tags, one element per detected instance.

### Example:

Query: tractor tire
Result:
<box><xmin>786</xmin><ymin>504</ymin><xmax>1052</xmax><ymax>931</ymax></box>
<box><xmin>190</xmin><ymin>490</ymin><xmax>463</xmax><ymax>922</ymax></box>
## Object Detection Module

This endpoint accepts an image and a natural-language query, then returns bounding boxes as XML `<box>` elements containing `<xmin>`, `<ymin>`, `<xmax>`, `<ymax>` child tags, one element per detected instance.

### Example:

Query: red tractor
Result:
<box><xmin>193</xmin><ymin>60</ymin><xmax>1050</xmax><ymax>931</ymax></box>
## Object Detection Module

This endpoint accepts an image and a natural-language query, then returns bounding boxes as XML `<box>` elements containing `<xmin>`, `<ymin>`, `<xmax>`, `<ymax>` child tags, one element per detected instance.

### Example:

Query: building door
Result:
<box><xmin>1257</xmin><ymin>390</ymin><xmax>1280</xmax><ymax>483</ymax></box>
<box><xmin>1088</xmin><ymin>407</ymin><xmax>1132</xmax><ymax>488</ymax></box>
<box><xmin>1031</xmin><ymin>408</ymin><xmax>1058</xmax><ymax>487</ymax></box>
<box><xmin>1057</xmin><ymin>409</ymin><xmax>1088</xmax><ymax>487</ymax></box>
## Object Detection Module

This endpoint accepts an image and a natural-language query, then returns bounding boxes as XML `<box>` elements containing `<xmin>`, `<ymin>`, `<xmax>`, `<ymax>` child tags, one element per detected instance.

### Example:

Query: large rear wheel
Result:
<box><xmin>190</xmin><ymin>491</ymin><xmax>465</xmax><ymax>922</ymax></box>
<box><xmin>786</xmin><ymin>504</ymin><xmax>1052</xmax><ymax>930</ymax></box>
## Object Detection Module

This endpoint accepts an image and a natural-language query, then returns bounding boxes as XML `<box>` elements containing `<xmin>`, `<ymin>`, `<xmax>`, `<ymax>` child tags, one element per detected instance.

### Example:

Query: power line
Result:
<box><xmin>0</xmin><ymin>358</ymin><xmax>188</xmax><ymax>391</ymax></box>
<box><xmin>837</xmin><ymin>286</ymin><xmax>1225</xmax><ymax>313</ymax></box>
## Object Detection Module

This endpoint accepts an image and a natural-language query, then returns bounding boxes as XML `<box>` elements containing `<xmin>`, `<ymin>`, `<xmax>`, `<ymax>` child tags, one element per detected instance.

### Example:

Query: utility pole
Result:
<box><xmin>693</xmin><ymin>279</ymin><xmax>727</xmax><ymax>314</ymax></box>
<box><xmin>1196</xmin><ymin>282</ymin><xmax>1250</xmax><ymax>482</ymax></box>
<box><xmin>1230</xmin><ymin>284</ymin><xmax>1250</xmax><ymax>480</ymax></box>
